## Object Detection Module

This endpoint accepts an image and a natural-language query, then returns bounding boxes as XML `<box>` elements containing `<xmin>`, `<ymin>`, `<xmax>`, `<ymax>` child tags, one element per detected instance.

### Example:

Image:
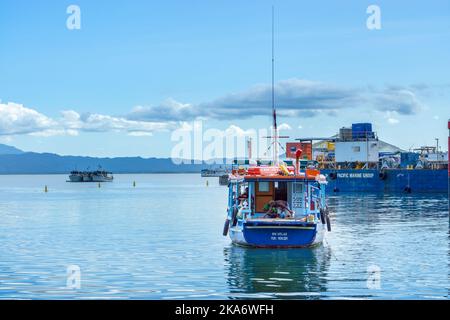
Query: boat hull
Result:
<box><xmin>230</xmin><ymin>220</ymin><xmax>324</xmax><ymax>248</ymax></box>
<box><xmin>321</xmin><ymin>168</ymin><xmax>448</xmax><ymax>193</ymax></box>
<box><xmin>91</xmin><ymin>176</ymin><xmax>113</xmax><ymax>182</ymax></box>
<box><xmin>68</xmin><ymin>174</ymin><xmax>83</xmax><ymax>182</ymax></box>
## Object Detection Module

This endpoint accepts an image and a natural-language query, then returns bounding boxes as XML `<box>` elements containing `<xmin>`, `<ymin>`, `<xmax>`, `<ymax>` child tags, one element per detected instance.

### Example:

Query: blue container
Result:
<box><xmin>352</xmin><ymin>123</ymin><xmax>373</xmax><ymax>139</ymax></box>
<box><xmin>400</xmin><ymin>152</ymin><xmax>419</xmax><ymax>168</ymax></box>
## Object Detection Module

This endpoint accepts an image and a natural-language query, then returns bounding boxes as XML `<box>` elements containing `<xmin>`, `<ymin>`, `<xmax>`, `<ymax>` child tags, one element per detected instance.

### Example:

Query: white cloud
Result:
<box><xmin>278</xmin><ymin>123</ymin><xmax>292</xmax><ymax>131</ymax></box>
<box><xmin>0</xmin><ymin>102</ymin><xmax>174</xmax><ymax>137</ymax></box>
<box><xmin>375</xmin><ymin>88</ymin><xmax>422</xmax><ymax>115</ymax></box>
<box><xmin>30</xmin><ymin>129</ymin><xmax>79</xmax><ymax>137</ymax></box>
<box><xmin>0</xmin><ymin>102</ymin><xmax>56</xmax><ymax>135</ymax></box>
<box><xmin>129</xmin><ymin>98</ymin><xmax>197</xmax><ymax>122</ymax></box>
<box><xmin>0</xmin><ymin>78</ymin><xmax>426</xmax><ymax>137</ymax></box>
<box><xmin>224</xmin><ymin>125</ymin><xmax>255</xmax><ymax>137</ymax></box>
<box><xmin>75</xmin><ymin>112</ymin><xmax>172</xmax><ymax>133</ymax></box>
<box><xmin>387</xmin><ymin>118</ymin><xmax>399</xmax><ymax>125</ymax></box>
<box><xmin>127</xmin><ymin>79</ymin><xmax>425</xmax><ymax>122</ymax></box>
<box><xmin>128</xmin><ymin>79</ymin><xmax>363</xmax><ymax>121</ymax></box>
<box><xmin>128</xmin><ymin>131</ymin><xmax>153</xmax><ymax>137</ymax></box>
<box><xmin>384</xmin><ymin>111</ymin><xmax>400</xmax><ymax>125</ymax></box>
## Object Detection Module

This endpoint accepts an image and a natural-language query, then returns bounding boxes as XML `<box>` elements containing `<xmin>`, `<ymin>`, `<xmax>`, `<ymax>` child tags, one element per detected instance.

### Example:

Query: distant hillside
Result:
<box><xmin>0</xmin><ymin>152</ymin><xmax>208</xmax><ymax>174</ymax></box>
<box><xmin>0</xmin><ymin>144</ymin><xmax>24</xmax><ymax>155</ymax></box>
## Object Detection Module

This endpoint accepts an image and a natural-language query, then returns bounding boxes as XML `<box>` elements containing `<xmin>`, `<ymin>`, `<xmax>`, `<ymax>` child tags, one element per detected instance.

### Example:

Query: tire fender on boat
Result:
<box><xmin>223</xmin><ymin>219</ymin><xmax>230</xmax><ymax>236</ymax></box>
<box><xmin>231</xmin><ymin>206</ymin><xmax>239</xmax><ymax>226</ymax></box>
<box><xmin>319</xmin><ymin>209</ymin><xmax>326</xmax><ymax>225</ymax></box>
<box><xmin>379</xmin><ymin>171</ymin><xmax>388</xmax><ymax>180</ymax></box>
<box><xmin>325</xmin><ymin>209</ymin><xmax>331</xmax><ymax>232</ymax></box>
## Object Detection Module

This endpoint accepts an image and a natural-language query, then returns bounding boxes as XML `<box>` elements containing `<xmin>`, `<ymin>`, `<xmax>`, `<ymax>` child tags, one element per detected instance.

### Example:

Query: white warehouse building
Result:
<box><xmin>334</xmin><ymin>140</ymin><xmax>379</xmax><ymax>163</ymax></box>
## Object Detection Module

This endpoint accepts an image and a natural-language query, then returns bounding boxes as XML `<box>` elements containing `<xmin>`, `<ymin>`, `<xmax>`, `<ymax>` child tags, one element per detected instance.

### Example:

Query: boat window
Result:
<box><xmin>258</xmin><ymin>181</ymin><xmax>270</xmax><ymax>192</ymax></box>
<box><xmin>293</xmin><ymin>182</ymin><xmax>303</xmax><ymax>194</ymax></box>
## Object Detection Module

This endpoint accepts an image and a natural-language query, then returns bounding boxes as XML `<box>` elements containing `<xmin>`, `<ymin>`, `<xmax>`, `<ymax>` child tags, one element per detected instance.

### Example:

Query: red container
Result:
<box><xmin>286</xmin><ymin>142</ymin><xmax>312</xmax><ymax>160</ymax></box>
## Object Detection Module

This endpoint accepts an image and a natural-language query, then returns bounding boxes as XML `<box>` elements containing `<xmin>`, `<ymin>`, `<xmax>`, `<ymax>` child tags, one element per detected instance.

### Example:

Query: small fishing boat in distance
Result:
<box><xmin>201</xmin><ymin>166</ymin><xmax>229</xmax><ymax>177</ymax></box>
<box><xmin>69</xmin><ymin>170</ymin><xmax>83</xmax><ymax>182</ymax></box>
<box><xmin>68</xmin><ymin>167</ymin><xmax>114</xmax><ymax>182</ymax></box>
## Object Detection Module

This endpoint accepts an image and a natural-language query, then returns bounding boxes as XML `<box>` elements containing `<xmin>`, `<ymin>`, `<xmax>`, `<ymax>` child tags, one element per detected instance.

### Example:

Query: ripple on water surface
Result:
<box><xmin>0</xmin><ymin>174</ymin><xmax>448</xmax><ymax>299</ymax></box>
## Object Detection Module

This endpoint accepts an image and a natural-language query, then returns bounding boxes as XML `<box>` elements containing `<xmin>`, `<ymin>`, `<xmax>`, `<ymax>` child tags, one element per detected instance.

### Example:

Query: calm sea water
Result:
<box><xmin>0</xmin><ymin>174</ymin><xmax>448</xmax><ymax>300</ymax></box>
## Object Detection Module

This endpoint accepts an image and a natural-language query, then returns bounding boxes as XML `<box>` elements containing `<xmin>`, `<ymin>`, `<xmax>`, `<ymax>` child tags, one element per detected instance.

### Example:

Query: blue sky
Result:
<box><xmin>0</xmin><ymin>0</ymin><xmax>449</xmax><ymax>157</ymax></box>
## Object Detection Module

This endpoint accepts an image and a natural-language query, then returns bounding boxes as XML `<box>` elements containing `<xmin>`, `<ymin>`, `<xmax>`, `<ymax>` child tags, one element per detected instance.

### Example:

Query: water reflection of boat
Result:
<box><xmin>223</xmin><ymin>246</ymin><xmax>331</xmax><ymax>299</ymax></box>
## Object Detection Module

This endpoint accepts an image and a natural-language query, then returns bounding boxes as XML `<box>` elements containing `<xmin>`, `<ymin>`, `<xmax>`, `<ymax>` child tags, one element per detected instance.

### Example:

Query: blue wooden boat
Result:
<box><xmin>223</xmin><ymin>164</ymin><xmax>331</xmax><ymax>248</ymax></box>
<box><xmin>221</xmin><ymin>8</ymin><xmax>330</xmax><ymax>248</ymax></box>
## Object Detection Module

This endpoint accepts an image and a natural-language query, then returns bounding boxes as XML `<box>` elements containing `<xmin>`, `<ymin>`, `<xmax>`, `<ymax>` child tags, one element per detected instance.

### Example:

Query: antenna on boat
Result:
<box><xmin>262</xmin><ymin>6</ymin><xmax>289</xmax><ymax>163</ymax></box>
<box><xmin>271</xmin><ymin>5</ymin><xmax>278</xmax><ymax>165</ymax></box>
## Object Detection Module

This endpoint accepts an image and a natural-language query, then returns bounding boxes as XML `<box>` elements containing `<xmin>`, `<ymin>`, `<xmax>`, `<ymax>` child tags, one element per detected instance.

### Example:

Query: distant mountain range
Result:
<box><xmin>0</xmin><ymin>144</ymin><xmax>209</xmax><ymax>174</ymax></box>
<box><xmin>0</xmin><ymin>144</ymin><xmax>24</xmax><ymax>155</ymax></box>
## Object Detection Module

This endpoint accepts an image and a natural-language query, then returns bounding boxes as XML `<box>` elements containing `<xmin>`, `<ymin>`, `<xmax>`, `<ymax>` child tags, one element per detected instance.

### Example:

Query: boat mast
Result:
<box><xmin>271</xmin><ymin>6</ymin><xmax>279</xmax><ymax>165</ymax></box>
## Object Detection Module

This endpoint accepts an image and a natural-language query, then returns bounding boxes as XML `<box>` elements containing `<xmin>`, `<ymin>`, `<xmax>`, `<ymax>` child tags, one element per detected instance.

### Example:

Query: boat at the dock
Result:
<box><xmin>68</xmin><ymin>168</ymin><xmax>113</xmax><ymax>182</ymax></box>
<box><xmin>201</xmin><ymin>166</ymin><xmax>229</xmax><ymax>177</ymax></box>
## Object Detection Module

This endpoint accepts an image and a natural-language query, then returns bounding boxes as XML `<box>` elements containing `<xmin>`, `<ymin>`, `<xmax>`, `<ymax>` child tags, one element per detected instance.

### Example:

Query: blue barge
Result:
<box><xmin>289</xmin><ymin>122</ymin><xmax>448</xmax><ymax>194</ymax></box>
<box><xmin>321</xmin><ymin>169</ymin><xmax>448</xmax><ymax>193</ymax></box>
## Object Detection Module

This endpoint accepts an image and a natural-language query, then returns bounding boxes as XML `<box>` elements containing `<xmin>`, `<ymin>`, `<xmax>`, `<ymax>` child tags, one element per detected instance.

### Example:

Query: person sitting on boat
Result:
<box><xmin>263</xmin><ymin>203</ymin><xmax>278</xmax><ymax>218</ymax></box>
<box><xmin>238</xmin><ymin>187</ymin><xmax>249</xmax><ymax>201</ymax></box>
<box><xmin>238</xmin><ymin>187</ymin><xmax>256</xmax><ymax>212</ymax></box>
<box><xmin>239</xmin><ymin>198</ymin><xmax>249</xmax><ymax>209</ymax></box>
<box><xmin>263</xmin><ymin>200</ymin><xmax>293</xmax><ymax>219</ymax></box>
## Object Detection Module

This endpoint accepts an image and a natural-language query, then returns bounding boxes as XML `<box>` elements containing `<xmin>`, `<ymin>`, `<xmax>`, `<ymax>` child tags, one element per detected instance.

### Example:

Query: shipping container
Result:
<box><xmin>327</xmin><ymin>142</ymin><xmax>335</xmax><ymax>151</ymax></box>
<box><xmin>339</xmin><ymin>127</ymin><xmax>352</xmax><ymax>141</ymax></box>
<box><xmin>352</xmin><ymin>123</ymin><xmax>374</xmax><ymax>139</ymax></box>
<box><xmin>286</xmin><ymin>142</ymin><xmax>312</xmax><ymax>160</ymax></box>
